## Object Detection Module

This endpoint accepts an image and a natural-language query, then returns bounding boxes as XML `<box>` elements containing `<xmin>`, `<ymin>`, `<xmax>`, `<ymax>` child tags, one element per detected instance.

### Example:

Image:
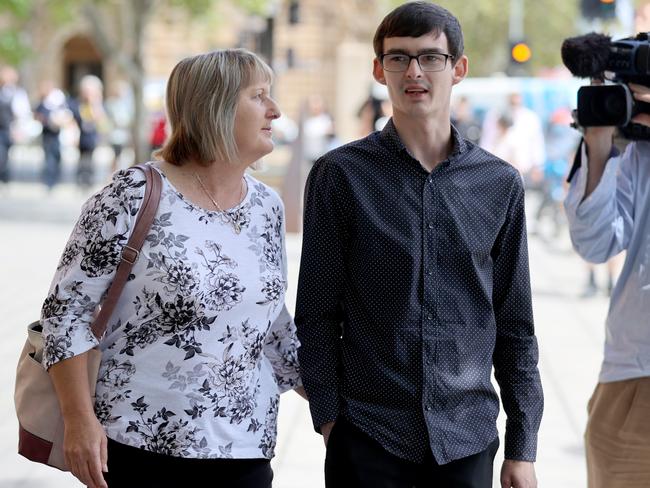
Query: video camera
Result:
<box><xmin>561</xmin><ymin>32</ymin><xmax>650</xmax><ymax>140</ymax></box>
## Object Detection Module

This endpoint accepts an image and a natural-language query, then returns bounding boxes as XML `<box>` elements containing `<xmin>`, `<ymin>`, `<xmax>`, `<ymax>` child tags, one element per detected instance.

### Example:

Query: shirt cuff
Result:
<box><xmin>566</xmin><ymin>143</ymin><xmax>620</xmax><ymax>219</ymax></box>
<box><xmin>577</xmin><ymin>161</ymin><xmax>620</xmax><ymax>218</ymax></box>
<box><xmin>307</xmin><ymin>391</ymin><xmax>340</xmax><ymax>433</ymax></box>
<box><xmin>504</xmin><ymin>425</ymin><xmax>538</xmax><ymax>462</ymax></box>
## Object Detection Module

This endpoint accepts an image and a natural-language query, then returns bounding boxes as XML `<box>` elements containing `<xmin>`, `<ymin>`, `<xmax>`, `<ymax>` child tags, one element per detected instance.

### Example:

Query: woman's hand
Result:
<box><xmin>49</xmin><ymin>353</ymin><xmax>108</xmax><ymax>488</ymax></box>
<box><xmin>64</xmin><ymin>414</ymin><xmax>108</xmax><ymax>488</ymax></box>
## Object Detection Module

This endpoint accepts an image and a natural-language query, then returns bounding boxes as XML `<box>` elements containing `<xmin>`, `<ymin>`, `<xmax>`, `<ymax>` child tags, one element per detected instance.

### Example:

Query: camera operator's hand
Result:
<box><xmin>629</xmin><ymin>83</ymin><xmax>650</xmax><ymax>127</ymax></box>
<box><xmin>583</xmin><ymin>125</ymin><xmax>614</xmax><ymax>199</ymax></box>
<box><xmin>584</xmin><ymin>78</ymin><xmax>615</xmax><ymax>156</ymax></box>
<box><xmin>581</xmin><ymin>80</ymin><xmax>616</xmax><ymax>199</ymax></box>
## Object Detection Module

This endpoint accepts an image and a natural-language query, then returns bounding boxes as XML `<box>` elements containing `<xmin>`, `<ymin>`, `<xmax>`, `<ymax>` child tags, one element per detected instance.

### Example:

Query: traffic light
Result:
<box><xmin>581</xmin><ymin>0</ymin><xmax>616</xmax><ymax>20</ymax></box>
<box><xmin>510</xmin><ymin>41</ymin><xmax>532</xmax><ymax>64</ymax></box>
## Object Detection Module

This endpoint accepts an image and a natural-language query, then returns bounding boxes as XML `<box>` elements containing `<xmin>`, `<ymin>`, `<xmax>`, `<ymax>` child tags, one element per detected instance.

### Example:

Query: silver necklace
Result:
<box><xmin>194</xmin><ymin>172</ymin><xmax>245</xmax><ymax>234</ymax></box>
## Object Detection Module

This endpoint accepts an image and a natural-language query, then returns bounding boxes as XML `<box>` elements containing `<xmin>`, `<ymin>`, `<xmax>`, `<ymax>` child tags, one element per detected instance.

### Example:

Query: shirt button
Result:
<box><xmin>426</xmin><ymin>269</ymin><xmax>433</xmax><ymax>275</ymax></box>
<box><xmin>424</xmin><ymin>405</ymin><xmax>431</xmax><ymax>411</ymax></box>
<box><xmin>426</xmin><ymin>314</ymin><xmax>433</xmax><ymax>320</ymax></box>
<box><xmin>427</xmin><ymin>222</ymin><xmax>434</xmax><ymax>229</ymax></box>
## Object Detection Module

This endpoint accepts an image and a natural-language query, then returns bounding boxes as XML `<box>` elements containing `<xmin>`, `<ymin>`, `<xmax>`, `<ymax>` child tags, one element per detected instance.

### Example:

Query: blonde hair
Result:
<box><xmin>155</xmin><ymin>49</ymin><xmax>273</xmax><ymax>166</ymax></box>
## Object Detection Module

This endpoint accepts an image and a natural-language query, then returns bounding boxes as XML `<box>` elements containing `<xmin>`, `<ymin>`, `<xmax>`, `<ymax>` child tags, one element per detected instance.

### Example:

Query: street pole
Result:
<box><xmin>508</xmin><ymin>0</ymin><xmax>527</xmax><ymax>76</ymax></box>
<box><xmin>509</xmin><ymin>0</ymin><xmax>524</xmax><ymax>41</ymax></box>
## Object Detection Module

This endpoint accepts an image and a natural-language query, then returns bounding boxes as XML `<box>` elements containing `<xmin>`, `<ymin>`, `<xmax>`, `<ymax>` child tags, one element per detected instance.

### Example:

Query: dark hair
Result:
<box><xmin>497</xmin><ymin>112</ymin><xmax>513</xmax><ymax>129</ymax></box>
<box><xmin>373</xmin><ymin>2</ymin><xmax>464</xmax><ymax>61</ymax></box>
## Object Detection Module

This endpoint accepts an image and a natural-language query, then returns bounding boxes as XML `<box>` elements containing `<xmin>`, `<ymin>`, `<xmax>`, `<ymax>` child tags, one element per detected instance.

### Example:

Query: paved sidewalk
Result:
<box><xmin>0</xmin><ymin>184</ymin><xmax>611</xmax><ymax>487</ymax></box>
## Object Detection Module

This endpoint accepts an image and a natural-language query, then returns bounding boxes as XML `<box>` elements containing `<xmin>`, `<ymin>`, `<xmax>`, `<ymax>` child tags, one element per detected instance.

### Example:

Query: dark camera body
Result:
<box><xmin>577</xmin><ymin>85</ymin><xmax>650</xmax><ymax>129</ymax></box>
<box><xmin>562</xmin><ymin>32</ymin><xmax>650</xmax><ymax>140</ymax></box>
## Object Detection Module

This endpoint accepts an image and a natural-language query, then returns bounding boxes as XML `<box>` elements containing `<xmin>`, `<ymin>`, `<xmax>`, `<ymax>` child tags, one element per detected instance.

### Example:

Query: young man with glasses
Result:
<box><xmin>295</xmin><ymin>3</ymin><xmax>543</xmax><ymax>487</ymax></box>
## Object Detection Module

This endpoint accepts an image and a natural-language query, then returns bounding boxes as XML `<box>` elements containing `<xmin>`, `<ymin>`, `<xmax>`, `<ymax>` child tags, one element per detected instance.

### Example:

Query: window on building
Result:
<box><xmin>289</xmin><ymin>1</ymin><xmax>300</xmax><ymax>24</ymax></box>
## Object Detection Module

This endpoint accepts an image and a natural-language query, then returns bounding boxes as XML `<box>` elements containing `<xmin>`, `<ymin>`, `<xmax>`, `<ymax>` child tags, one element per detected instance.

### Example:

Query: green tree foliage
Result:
<box><xmin>0</xmin><ymin>0</ymin><xmax>268</xmax><ymax>162</ymax></box>
<box><xmin>0</xmin><ymin>0</ymin><xmax>78</xmax><ymax>64</ymax></box>
<box><xmin>524</xmin><ymin>0</ymin><xmax>580</xmax><ymax>74</ymax></box>
<box><xmin>0</xmin><ymin>0</ymin><xmax>36</xmax><ymax>64</ymax></box>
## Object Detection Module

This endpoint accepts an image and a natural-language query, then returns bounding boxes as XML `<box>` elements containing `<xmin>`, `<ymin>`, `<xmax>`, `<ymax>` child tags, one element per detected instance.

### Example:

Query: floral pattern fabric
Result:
<box><xmin>41</xmin><ymin>163</ymin><xmax>301</xmax><ymax>459</ymax></box>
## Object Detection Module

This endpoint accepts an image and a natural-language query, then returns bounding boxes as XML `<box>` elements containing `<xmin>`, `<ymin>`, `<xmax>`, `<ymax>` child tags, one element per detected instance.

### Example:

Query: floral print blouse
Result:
<box><xmin>41</xmin><ymin>163</ymin><xmax>302</xmax><ymax>459</ymax></box>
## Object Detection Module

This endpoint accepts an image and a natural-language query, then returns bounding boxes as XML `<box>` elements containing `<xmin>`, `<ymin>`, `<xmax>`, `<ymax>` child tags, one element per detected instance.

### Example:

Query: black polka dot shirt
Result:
<box><xmin>295</xmin><ymin>118</ymin><xmax>543</xmax><ymax>465</ymax></box>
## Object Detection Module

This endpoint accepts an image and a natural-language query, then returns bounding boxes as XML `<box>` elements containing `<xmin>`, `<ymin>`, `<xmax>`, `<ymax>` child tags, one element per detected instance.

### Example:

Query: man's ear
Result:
<box><xmin>373</xmin><ymin>58</ymin><xmax>387</xmax><ymax>85</ymax></box>
<box><xmin>452</xmin><ymin>55</ymin><xmax>468</xmax><ymax>86</ymax></box>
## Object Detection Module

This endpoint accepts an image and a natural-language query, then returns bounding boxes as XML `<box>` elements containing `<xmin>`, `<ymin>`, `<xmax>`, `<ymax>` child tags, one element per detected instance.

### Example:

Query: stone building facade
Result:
<box><xmin>14</xmin><ymin>0</ymin><xmax>387</xmax><ymax>141</ymax></box>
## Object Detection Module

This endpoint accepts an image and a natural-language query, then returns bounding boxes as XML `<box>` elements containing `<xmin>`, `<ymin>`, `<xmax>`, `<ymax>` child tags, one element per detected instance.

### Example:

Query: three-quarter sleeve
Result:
<box><xmin>41</xmin><ymin>169</ymin><xmax>145</xmax><ymax>369</ymax></box>
<box><xmin>263</xmin><ymin>203</ymin><xmax>301</xmax><ymax>393</ymax></box>
<box><xmin>264</xmin><ymin>305</ymin><xmax>302</xmax><ymax>393</ymax></box>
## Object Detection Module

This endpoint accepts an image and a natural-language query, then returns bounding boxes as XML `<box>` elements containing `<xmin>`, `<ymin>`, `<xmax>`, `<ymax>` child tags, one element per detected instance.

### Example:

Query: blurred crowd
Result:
<box><xmin>0</xmin><ymin>66</ymin><xmax>159</xmax><ymax>191</ymax></box>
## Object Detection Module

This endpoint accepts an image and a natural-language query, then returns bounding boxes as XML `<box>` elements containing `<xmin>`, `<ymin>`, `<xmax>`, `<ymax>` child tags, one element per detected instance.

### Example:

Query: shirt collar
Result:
<box><xmin>449</xmin><ymin>123</ymin><xmax>468</xmax><ymax>156</ymax></box>
<box><xmin>379</xmin><ymin>117</ymin><xmax>468</xmax><ymax>159</ymax></box>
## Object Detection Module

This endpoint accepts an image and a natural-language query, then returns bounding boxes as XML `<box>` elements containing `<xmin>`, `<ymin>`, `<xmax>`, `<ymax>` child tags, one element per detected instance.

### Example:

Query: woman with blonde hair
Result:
<box><xmin>43</xmin><ymin>49</ymin><xmax>303</xmax><ymax>488</ymax></box>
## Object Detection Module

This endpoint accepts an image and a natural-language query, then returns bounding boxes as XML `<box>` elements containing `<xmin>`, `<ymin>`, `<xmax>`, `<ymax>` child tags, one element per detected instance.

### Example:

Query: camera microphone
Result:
<box><xmin>561</xmin><ymin>31</ymin><xmax>650</xmax><ymax>139</ymax></box>
<box><xmin>561</xmin><ymin>33</ymin><xmax>612</xmax><ymax>78</ymax></box>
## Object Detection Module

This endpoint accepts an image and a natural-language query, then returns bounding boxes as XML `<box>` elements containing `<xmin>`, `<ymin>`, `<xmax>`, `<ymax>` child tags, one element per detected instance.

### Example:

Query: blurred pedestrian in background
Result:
<box><xmin>489</xmin><ymin>113</ymin><xmax>520</xmax><ymax>168</ymax></box>
<box><xmin>0</xmin><ymin>66</ymin><xmax>31</xmax><ymax>185</ymax></box>
<box><xmin>481</xmin><ymin>92</ymin><xmax>545</xmax><ymax>189</ymax></box>
<box><xmin>581</xmin><ymin>259</ymin><xmax>621</xmax><ymax>298</ymax></box>
<box><xmin>357</xmin><ymin>82</ymin><xmax>389</xmax><ymax>136</ymax></box>
<box><xmin>0</xmin><ymin>68</ymin><xmax>15</xmax><ymax>185</ymax></box>
<box><xmin>148</xmin><ymin>94</ymin><xmax>167</xmax><ymax>155</ymax></box>
<box><xmin>451</xmin><ymin>95</ymin><xmax>481</xmax><ymax>144</ymax></box>
<box><xmin>373</xmin><ymin>99</ymin><xmax>393</xmax><ymax>131</ymax></box>
<box><xmin>105</xmin><ymin>81</ymin><xmax>133</xmax><ymax>174</ymax></box>
<box><xmin>532</xmin><ymin>107</ymin><xmax>580</xmax><ymax>239</ymax></box>
<box><xmin>34</xmin><ymin>80</ymin><xmax>72</xmax><ymax>190</ymax></box>
<box><xmin>302</xmin><ymin>95</ymin><xmax>335</xmax><ymax>165</ymax></box>
<box><xmin>71</xmin><ymin>75</ymin><xmax>109</xmax><ymax>190</ymax></box>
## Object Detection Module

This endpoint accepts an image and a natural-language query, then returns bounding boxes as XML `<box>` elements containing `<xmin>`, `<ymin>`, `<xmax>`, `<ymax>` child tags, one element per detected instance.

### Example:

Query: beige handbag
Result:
<box><xmin>14</xmin><ymin>164</ymin><xmax>162</xmax><ymax>471</ymax></box>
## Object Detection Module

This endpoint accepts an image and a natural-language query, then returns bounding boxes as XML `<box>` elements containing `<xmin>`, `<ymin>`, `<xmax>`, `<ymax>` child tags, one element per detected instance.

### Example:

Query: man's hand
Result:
<box><xmin>294</xmin><ymin>386</ymin><xmax>308</xmax><ymax>400</ymax></box>
<box><xmin>500</xmin><ymin>459</ymin><xmax>537</xmax><ymax>488</ymax></box>
<box><xmin>320</xmin><ymin>421</ymin><xmax>336</xmax><ymax>447</ymax></box>
<box><xmin>630</xmin><ymin>83</ymin><xmax>650</xmax><ymax>127</ymax></box>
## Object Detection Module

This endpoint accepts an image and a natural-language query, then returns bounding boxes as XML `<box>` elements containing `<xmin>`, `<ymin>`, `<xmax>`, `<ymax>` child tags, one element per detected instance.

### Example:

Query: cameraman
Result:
<box><xmin>564</xmin><ymin>81</ymin><xmax>650</xmax><ymax>488</ymax></box>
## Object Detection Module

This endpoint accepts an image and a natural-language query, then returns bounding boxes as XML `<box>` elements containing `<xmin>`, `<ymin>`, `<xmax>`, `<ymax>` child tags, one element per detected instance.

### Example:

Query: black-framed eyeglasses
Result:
<box><xmin>380</xmin><ymin>52</ymin><xmax>455</xmax><ymax>72</ymax></box>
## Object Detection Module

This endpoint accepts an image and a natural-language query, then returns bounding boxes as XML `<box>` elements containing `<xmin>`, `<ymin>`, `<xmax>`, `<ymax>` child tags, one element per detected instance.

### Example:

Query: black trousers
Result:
<box><xmin>77</xmin><ymin>149</ymin><xmax>94</xmax><ymax>189</ymax></box>
<box><xmin>42</xmin><ymin>133</ymin><xmax>61</xmax><ymax>189</ymax></box>
<box><xmin>0</xmin><ymin>129</ymin><xmax>11</xmax><ymax>183</ymax></box>
<box><xmin>104</xmin><ymin>438</ymin><xmax>273</xmax><ymax>488</ymax></box>
<box><xmin>325</xmin><ymin>417</ymin><xmax>499</xmax><ymax>488</ymax></box>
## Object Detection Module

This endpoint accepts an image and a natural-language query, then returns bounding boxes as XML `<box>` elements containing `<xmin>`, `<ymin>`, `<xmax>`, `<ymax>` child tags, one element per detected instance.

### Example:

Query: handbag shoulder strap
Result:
<box><xmin>90</xmin><ymin>164</ymin><xmax>162</xmax><ymax>339</ymax></box>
